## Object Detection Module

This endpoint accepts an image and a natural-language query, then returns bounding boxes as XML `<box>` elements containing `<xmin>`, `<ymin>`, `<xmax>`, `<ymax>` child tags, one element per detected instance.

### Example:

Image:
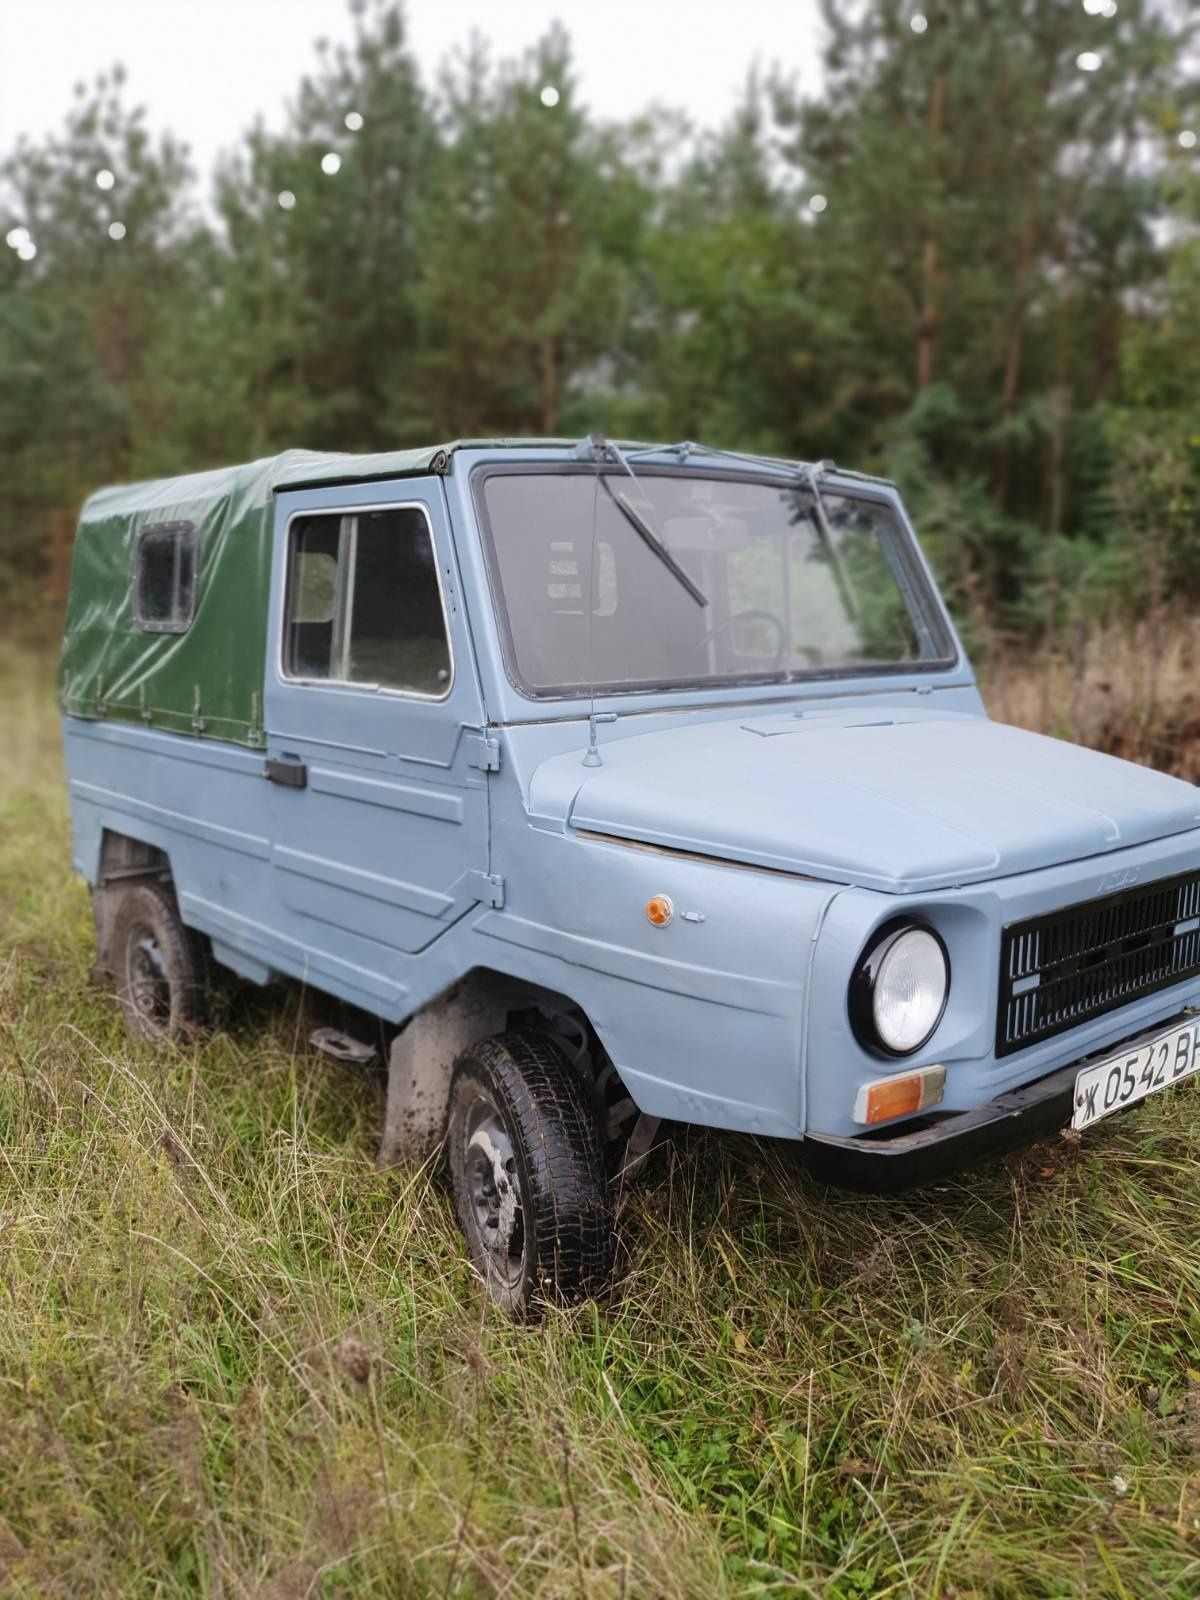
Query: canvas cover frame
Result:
<box><xmin>58</xmin><ymin>443</ymin><xmax>473</xmax><ymax>746</ymax></box>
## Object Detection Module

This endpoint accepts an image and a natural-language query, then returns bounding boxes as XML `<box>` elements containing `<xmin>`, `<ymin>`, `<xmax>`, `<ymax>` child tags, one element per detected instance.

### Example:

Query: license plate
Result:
<box><xmin>1072</xmin><ymin>1017</ymin><xmax>1200</xmax><ymax>1130</ymax></box>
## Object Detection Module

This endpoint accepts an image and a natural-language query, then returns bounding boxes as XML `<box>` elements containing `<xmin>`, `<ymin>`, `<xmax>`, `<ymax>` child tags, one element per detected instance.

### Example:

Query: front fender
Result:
<box><xmin>476</xmin><ymin>829</ymin><xmax>837</xmax><ymax>1137</ymax></box>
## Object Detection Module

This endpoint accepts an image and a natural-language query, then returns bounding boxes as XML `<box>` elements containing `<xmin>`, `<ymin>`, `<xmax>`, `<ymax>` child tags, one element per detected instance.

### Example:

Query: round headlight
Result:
<box><xmin>850</xmin><ymin>922</ymin><xmax>949</xmax><ymax>1057</ymax></box>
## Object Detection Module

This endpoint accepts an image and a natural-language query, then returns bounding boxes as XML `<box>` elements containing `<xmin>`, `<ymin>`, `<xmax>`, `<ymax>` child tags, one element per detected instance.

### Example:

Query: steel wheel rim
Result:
<box><xmin>126</xmin><ymin>922</ymin><xmax>171</xmax><ymax>1027</ymax></box>
<box><xmin>463</xmin><ymin>1094</ymin><xmax>527</xmax><ymax>1292</ymax></box>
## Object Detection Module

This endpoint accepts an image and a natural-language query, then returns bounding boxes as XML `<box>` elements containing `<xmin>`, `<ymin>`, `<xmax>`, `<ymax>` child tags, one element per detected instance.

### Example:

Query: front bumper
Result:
<box><xmin>802</xmin><ymin>1012</ymin><xmax>1196</xmax><ymax>1194</ymax></box>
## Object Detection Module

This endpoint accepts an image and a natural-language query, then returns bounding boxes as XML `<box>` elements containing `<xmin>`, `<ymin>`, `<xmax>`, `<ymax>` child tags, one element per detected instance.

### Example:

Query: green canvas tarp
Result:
<box><xmin>57</xmin><ymin>443</ymin><xmax>459</xmax><ymax>747</ymax></box>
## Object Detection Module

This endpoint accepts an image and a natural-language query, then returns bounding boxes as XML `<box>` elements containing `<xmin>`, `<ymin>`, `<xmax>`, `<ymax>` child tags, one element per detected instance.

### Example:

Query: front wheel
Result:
<box><xmin>446</xmin><ymin>1030</ymin><xmax>612</xmax><ymax>1316</ymax></box>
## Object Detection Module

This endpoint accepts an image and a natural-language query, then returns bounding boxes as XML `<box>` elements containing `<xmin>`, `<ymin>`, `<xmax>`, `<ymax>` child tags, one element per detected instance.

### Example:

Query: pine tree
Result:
<box><xmin>0</xmin><ymin>70</ymin><xmax>199</xmax><ymax>607</ymax></box>
<box><xmin>212</xmin><ymin>0</ymin><xmax>433</xmax><ymax>454</ymax></box>
<box><xmin>773</xmin><ymin>0</ymin><xmax>1196</xmax><ymax>618</ymax></box>
<box><xmin>401</xmin><ymin>25</ymin><xmax>650</xmax><ymax>439</ymax></box>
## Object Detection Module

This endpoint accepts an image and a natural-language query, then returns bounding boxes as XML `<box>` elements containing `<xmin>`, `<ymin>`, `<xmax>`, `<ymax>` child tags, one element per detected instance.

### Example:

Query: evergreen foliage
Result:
<box><xmin>1</xmin><ymin>0</ymin><xmax>1197</xmax><ymax>637</ymax></box>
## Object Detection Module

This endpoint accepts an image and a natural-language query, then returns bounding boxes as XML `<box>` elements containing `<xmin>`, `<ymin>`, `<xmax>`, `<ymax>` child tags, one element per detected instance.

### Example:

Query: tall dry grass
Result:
<box><xmin>982</xmin><ymin>616</ymin><xmax>1200</xmax><ymax>781</ymax></box>
<box><xmin>4</xmin><ymin>635</ymin><xmax>1200</xmax><ymax>1596</ymax></box>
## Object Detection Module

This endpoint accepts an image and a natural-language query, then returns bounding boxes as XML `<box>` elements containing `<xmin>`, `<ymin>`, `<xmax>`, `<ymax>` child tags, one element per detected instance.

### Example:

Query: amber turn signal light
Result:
<box><xmin>853</xmin><ymin>1064</ymin><xmax>946</xmax><ymax>1127</ymax></box>
<box><xmin>646</xmin><ymin>894</ymin><xmax>674</xmax><ymax>927</ymax></box>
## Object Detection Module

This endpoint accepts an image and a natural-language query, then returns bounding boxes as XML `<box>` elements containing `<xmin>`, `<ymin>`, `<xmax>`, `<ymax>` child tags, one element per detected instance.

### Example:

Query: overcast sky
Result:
<box><xmin>1</xmin><ymin>0</ymin><xmax>823</xmax><ymax>189</ymax></box>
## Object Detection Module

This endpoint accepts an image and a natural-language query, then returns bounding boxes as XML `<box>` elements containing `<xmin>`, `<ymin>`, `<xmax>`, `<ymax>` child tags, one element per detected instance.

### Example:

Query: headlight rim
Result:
<box><xmin>849</xmin><ymin>918</ymin><xmax>951</xmax><ymax>1059</ymax></box>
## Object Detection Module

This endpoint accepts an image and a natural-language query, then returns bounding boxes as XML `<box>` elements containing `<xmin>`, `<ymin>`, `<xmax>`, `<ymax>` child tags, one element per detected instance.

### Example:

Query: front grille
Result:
<box><xmin>997</xmin><ymin>870</ymin><xmax>1200</xmax><ymax>1055</ymax></box>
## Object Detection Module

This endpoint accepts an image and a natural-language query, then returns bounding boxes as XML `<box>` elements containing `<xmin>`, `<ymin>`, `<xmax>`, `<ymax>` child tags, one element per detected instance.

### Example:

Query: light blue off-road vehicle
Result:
<box><xmin>60</xmin><ymin>437</ymin><xmax>1200</xmax><ymax>1312</ymax></box>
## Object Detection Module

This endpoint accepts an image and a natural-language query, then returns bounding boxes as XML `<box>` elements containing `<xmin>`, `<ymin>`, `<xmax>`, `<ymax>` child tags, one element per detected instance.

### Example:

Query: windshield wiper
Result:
<box><xmin>622</xmin><ymin>439</ymin><xmax>855</xmax><ymax>619</ymax></box>
<box><xmin>574</xmin><ymin>434</ymin><xmax>708</xmax><ymax>609</ymax></box>
<box><xmin>798</xmin><ymin>461</ymin><xmax>859</xmax><ymax>622</ymax></box>
<box><xmin>600</xmin><ymin>478</ymin><xmax>708</xmax><ymax>609</ymax></box>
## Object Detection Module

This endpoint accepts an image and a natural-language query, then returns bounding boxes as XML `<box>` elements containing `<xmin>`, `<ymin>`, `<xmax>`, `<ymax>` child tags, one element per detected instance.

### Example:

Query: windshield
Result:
<box><xmin>477</xmin><ymin>467</ymin><xmax>954</xmax><ymax>698</ymax></box>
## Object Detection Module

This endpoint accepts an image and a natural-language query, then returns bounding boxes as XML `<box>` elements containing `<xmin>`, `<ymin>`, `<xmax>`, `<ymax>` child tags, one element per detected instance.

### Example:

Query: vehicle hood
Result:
<box><xmin>529</xmin><ymin>708</ymin><xmax>1200</xmax><ymax>894</ymax></box>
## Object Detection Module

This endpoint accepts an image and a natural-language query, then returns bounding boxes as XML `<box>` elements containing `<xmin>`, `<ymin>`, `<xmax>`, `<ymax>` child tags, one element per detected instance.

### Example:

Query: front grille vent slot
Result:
<box><xmin>997</xmin><ymin>871</ymin><xmax>1200</xmax><ymax>1055</ymax></box>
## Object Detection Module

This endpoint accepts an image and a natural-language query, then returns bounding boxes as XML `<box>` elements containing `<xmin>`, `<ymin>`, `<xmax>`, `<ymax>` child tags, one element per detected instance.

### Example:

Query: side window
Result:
<box><xmin>283</xmin><ymin>507</ymin><xmax>452</xmax><ymax>696</ymax></box>
<box><xmin>133</xmin><ymin>521</ymin><xmax>197</xmax><ymax>633</ymax></box>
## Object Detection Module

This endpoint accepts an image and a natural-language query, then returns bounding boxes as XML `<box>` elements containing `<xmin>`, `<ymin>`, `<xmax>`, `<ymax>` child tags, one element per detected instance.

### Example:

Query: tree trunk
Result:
<box><xmin>916</xmin><ymin>235</ymin><xmax>940</xmax><ymax>391</ymax></box>
<box><xmin>1092</xmin><ymin>260</ymin><xmax>1121</xmax><ymax>400</ymax></box>
<box><xmin>45</xmin><ymin>506</ymin><xmax>76</xmax><ymax>607</ymax></box>
<box><xmin>992</xmin><ymin>213</ymin><xmax>1036</xmax><ymax>510</ymax></box>
<box><xmin>541</xmin><ymin>335</ymin><xmax>559</xmax><ymax>435</ymax></box>
<box><xmin>1038</xmin><ymin>386</ymin><xmax>1070</xmax><ymax>735</ymax></box>
<box><xmin>916</xmin><ymin>71</ymin><xmax>946</xmax><ymax>392</ymax></box>
<box><xmin>1046</xmin><ymin>382</ymin><xmax>1069</xmax><ymax>541</ymax></box>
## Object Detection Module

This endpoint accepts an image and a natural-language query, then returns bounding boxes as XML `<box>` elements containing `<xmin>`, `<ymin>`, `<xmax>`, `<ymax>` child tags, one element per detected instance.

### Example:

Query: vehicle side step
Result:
<box><xmin>309</xmin><ymin>1026</ymin><xmax>380</xmax><ymax>1067</ymax></box>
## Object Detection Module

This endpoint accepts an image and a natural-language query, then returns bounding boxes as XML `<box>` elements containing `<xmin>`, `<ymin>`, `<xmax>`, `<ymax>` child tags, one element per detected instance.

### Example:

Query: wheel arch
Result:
<box><xmin>92</xmin><ymin>829</ymin><xmax>178</xmax><ymax>977</ymax></box>
<box><xmin>377</xmin><ymin>965</ymin><xmax>605</xmax><ymax>1166</ymax></box>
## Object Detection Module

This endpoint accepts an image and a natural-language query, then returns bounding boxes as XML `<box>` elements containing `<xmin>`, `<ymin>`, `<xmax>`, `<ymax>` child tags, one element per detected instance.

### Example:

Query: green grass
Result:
<box><xmin>4</xmin><ymin>645</ymin><xmax>1200</xmax><ymax>1598</ymax></box>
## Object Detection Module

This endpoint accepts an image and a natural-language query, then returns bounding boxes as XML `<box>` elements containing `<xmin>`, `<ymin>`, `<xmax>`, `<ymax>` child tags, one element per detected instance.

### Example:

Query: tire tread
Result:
<box><xmin>109</xmin><ymin>881</ymin><xmax>209</xmax><ymax>1040</ymax></box>
<box><xmin>448</xmin><ymin>1028</ymin><xmax>612</xmax><ymax>1312</ymax></box>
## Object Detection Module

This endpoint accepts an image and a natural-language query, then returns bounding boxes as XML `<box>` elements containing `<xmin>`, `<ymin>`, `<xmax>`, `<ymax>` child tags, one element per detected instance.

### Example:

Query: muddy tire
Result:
<box><xmin>109</xmin><ymin>882</ymin><xmax>208</xmax><ymax>1041</ymax></box>
<box><xmin>446</xmin><ymin>1030</ymin><xmax>612</xmax><ymax>1317</ymax></box>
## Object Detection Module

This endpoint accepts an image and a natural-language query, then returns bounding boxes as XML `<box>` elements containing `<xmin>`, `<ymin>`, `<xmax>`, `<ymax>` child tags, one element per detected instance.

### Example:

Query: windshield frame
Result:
<box><xmin>470</xmin><ymin>460</ymin><xmax>960</xmax><ymax>703</ymax></box>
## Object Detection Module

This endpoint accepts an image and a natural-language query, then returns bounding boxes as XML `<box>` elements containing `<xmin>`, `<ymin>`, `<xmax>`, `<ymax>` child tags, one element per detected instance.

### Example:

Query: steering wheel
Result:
<box><xmin>697</xmin><ymin>609</ymin><xmax>787</xmax><ymax>666</ymax></box>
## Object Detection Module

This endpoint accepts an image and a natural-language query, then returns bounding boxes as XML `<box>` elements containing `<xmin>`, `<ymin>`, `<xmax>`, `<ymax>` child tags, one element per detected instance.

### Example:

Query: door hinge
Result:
<box><xmin>466</xmin><ymin>733</ymin><xmax>501</xmax><ymax>772</ymax></box>
<box><xmin>467</xmin><ymin>870</ymin><xmax>505</xmax><ymax>909</ymax></box>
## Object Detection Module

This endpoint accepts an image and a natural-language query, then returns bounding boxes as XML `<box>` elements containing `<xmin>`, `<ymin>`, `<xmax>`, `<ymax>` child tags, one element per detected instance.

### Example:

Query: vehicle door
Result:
<box><xmin>262</xmin><ymin>477</ymin><xmax>495</xmax><ymax>1016</ymax></box>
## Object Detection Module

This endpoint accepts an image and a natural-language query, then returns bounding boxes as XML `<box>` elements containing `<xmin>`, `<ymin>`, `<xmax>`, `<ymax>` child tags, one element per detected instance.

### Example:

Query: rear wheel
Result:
<box><xmin>446</xmin><ymin>1030</ymin><xmax>612</xmax><ymax>1316</ymax></box>
<box><xmin>109</xmin><ymin>882</ymin><xmax>208</xmax><ymax>1041</ymax></box>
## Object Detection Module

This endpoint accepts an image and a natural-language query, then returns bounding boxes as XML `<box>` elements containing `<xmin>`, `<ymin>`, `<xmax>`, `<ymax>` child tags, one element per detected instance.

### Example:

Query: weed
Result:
<box><xmin>3</xmin><ymin>641</ymin><xmax>1200</xmax><ymax>1596</ymax></box>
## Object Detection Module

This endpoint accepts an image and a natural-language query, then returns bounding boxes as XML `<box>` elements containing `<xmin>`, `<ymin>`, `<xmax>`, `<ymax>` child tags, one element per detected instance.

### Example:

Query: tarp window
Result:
<box><xmin>133</xmin><ymin>521</ymin><xmax>198</xmax><ymax>634</ymax></box>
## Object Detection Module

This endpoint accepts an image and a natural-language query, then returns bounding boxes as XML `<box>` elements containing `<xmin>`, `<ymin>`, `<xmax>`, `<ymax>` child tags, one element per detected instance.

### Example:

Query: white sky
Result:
<box><xmin>0</xmin><ymin>0</ymin><xmax>823</xmax><ymax>191</ymax></box>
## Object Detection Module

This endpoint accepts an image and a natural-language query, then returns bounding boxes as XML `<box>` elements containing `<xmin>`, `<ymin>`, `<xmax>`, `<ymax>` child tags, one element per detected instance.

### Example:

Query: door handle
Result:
<box><xmin>264</xmin><ymin>757</ymin><xmax>307</xmax><ymax>788</ymax></box>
